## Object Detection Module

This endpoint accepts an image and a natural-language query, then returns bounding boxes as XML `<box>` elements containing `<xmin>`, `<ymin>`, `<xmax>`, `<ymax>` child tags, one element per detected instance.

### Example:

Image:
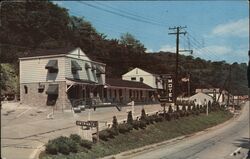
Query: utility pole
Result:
<box><xmin>227</xmin><ymin>65</ymin><xmax>232</xmax><ymax>109</ymax></box>
<box><xmin>169</xmin><ymin>26</ymin><xmax>187</xmax><ymax>104</ymax></box>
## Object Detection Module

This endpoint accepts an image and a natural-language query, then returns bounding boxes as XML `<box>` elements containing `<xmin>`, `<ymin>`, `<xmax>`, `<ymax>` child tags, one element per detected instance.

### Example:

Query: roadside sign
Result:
<box><xmin>76</xmin><ymin>120</ymin><xmax>98</xmax><ymax>127</ymax></box>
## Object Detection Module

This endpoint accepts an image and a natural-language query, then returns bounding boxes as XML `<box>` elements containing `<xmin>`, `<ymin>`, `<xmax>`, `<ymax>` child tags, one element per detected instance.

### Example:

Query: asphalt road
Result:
<box><xmin>119</xmin><ymin>102</ymin><xmax>250</xmax><ymax>159</ymax></box>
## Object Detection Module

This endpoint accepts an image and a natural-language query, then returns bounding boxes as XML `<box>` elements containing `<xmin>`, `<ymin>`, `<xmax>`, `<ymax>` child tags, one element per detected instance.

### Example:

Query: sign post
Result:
<box><xmin>76</xmin><ymin>120</ymin><xmax>99</xmax><ymax>142</ymax></box>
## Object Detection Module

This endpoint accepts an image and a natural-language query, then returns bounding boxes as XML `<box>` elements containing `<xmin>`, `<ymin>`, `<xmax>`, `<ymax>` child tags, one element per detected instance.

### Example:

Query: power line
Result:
<box><xmin>77</xmin><ymin>1</ymin><xmax>166</xmax><ymax>28</ymax></box>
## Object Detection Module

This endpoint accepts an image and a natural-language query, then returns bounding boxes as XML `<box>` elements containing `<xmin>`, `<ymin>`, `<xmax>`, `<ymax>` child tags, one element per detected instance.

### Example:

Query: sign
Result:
<box><xmin>160</xmin><ymin>74</ymin><xmax>174</xmax><ymax>103</ymax></box>
<box><xmin>166</xmin><ymin>76</ymin><xmax>173</xmax><ymax>103</ymax></box>
<box><xmin>76</xmin><ymin>120</ymin><xmax>98</xmax><ymax>127</ymax></box>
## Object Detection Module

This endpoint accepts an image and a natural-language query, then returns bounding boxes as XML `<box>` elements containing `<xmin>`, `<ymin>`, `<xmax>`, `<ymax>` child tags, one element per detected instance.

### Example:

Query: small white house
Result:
<box><xmin>189</xmin><ymin>92</ymin><xmax>214</xmax><ymax>106</ymax></box>
<box><xmin>122</xmin><ymin>67</ymin><xmax>163</xmax><ymax>90</ymax></box>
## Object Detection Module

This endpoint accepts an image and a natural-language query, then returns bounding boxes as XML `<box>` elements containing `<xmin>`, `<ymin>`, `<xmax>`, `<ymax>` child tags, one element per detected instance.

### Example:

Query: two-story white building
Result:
<box><xmin>19</xmin><ymin>47</ymin><xmax>105</xmax><ymax>110</ymax></box>
<box><xmin>122</xmin><ymin>67</ymin><xmax>163</xmax><ymax>91</ymax></box>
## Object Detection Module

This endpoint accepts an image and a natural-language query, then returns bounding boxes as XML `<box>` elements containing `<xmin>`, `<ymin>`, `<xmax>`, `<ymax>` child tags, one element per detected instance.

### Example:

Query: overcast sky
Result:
<box><xmin>54</xmin><ymin>1</ymin><xmax>249</xmax><ymax>64</ymax></box>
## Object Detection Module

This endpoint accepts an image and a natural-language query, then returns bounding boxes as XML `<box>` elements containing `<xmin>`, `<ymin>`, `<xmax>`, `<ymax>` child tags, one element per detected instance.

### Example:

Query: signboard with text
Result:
<box><xmin>160</xmin><ymin>74</ymin><xmax>174</xmax><ymax>103</ymax></box>
<box><xmin>76</xmin><ymin>120</ymin><xmax>98</xmax><ymax>127</ymax></box>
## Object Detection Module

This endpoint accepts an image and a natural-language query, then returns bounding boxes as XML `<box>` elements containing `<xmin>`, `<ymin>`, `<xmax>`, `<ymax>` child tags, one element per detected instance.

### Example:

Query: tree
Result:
<box><xmin>141</xmin><ymin>108</ymin><xmax>146</xmax><ymax>121</ymax></box>
<box><xmin>127</xmin><ymin>111</ymin><xmax>133</xmax><ymax>125</ymax></box>
<box><xmin>120</xmin><ymin>32</ymin><xmax>146</xmax><ymax>54</ymax></box>
<box><xmin>112</xmin><ymin>116</ymin><xmax>118</xmax><ymax>130</ymax></box>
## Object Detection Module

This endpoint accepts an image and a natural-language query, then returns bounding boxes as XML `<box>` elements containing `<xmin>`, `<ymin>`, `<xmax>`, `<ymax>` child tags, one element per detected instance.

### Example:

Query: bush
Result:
<box><xmin>138</xmin><ymin>120</ymin><xmax>147</xmax><ymax>129</ymax></box>
<box><xmin>132</xmin><ymin>120</ymin><xmax>140</xmax><ymax>130</ymax></box>
<box><xmin>166</xmin><ymin>113</ymin><xmax>172</xmax><ymax>121</ymax></box>
<box><xmin>45</xmin><ymin>141</ymin><xmax>58</xmax><ymax>155</ymax></box>
<box><xmin>99</xmin><ymin>130</ymin><xmax>110</xmax><ymax>141</ymax></box>
<box><xmin>112</xmin><ymin>116</ymin><xmax>118</xmax><ymax>130</ymax></box>
<box><xmin>45</xmin><ymin>136</ymin><xmax>78</xmax><ymax>155</ymax></box>
<box><xmin>127</xmin><ymin>111</ymin><xmax>133</xmax><ymax>125</ymax></box>
<box><xmin>141</xmin><ymin>108</ymin><xmax>147</xmax><ymax>121</ymax></box>
<box><xmin>80</xmin><ymin>139</ymin><xmax>92</xmax><ymax>149</ymax></box>
<box><xmin>70</xmin><ymin>134</ymin><xmax>81</xmax><ymax>143</ymax></box>
<box><xmin>155</xmin><ymin>115</ymin><xmax>163</xmax><ymax>122</ymax></box>
<box><xmin>107</xmin><ymin>128</ymin><xmax>119</xmax><ymax>137</ymax></box>
<box><xmin>118</xmin><ymin>123</ymin><xmax>131</xmax><ymax>133</ymax></box>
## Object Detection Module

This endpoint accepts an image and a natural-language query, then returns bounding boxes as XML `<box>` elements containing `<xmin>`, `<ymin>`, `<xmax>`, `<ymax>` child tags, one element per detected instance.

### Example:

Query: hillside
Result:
<box><xmin>0</xmin><ymin>1</ymin><xmax>248</xmax><ymax>96</ymax></box>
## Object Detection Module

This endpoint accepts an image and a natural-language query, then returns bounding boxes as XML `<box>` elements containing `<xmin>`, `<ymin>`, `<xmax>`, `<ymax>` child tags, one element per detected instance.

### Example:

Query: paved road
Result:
<box><xmin>1</xmin><ymin>102</ymin><xmax>161</xmax><ymax>159</ymax></box>
<box><xmin>118</xmin><ymin>102</ymin><xmax>250</xmax><ymax>159</ymax></box>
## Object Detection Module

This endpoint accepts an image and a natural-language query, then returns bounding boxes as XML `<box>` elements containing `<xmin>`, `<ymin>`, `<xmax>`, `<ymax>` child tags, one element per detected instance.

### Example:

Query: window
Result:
<box><xmin>131</xmin><ymin>77</ymin><xmax>136</xmax><ymax>81</ymax></box>
<box><xmin>45</xmin><ymin>60</ymin><xmax>58</xmax><ymax>73</ymax></box>
<box><xmin>140</xmin><ymin>77</ymin><xmax>144</xmax><ymax>82</ymax></box>
<box><xmin>24</xmin><ymin>85</ymin><xmax>28</xmax><ymax>94</ymax></box>
<box><xmin>129</xmin><ymin>90</ymin><xmax>132</xmax><ymax>98</ymax></box>
<box><xmin>71</xmin><ymin>60</ymin><xmax>82</xmax><ymax>74</ymax></box>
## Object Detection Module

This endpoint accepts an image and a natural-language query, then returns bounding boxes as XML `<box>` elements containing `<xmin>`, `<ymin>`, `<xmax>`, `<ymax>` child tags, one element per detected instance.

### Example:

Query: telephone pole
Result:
<box><xmin>169</xmin><ymin>26</ymin><xmax>187</xmax><ymax>104</ymax></box>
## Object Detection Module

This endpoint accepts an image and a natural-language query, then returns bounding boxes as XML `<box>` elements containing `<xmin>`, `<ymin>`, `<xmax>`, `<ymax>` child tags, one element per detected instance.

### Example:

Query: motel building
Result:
<box><xmin>19</xmin><ymin>47</ymin><xmax>156</xmax><ymax>111</ymax></box>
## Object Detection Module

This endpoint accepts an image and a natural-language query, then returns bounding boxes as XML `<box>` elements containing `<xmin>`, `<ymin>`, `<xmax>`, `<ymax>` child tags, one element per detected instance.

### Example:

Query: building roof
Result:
<box><xmin>106</xmin><ymin>78</ymin><xmax>154</xmax><ymax>90</ymax></box>
<box><xmin>20</xmin><ymin>47</ymin><xmax>76</xmax><ymax>58</ymax></box>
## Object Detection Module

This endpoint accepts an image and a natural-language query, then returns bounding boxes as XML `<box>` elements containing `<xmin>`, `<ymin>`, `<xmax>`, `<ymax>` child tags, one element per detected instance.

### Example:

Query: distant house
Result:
<box><xmin>19</xmin><ymin>47</ymin><xmax>105</xmax><ymax>110</ymax></box>
<box><xmin>189</xmin><ymin>92</ymin><xmax>214</xmax><ymax>106</ymax></box>
<box><xmin>195</xmin><ymin>88</ymin><xmax>229</xmax><ymax>105</ymax></box>
<box><xmin>104</xmin><ymin>78</ymin><xmax>155</xmax><ymax>104</ymax></box>
<box><xmin>122</xmin><ymin>67</ymin><xmax>163</xmax><ymax>90</ymax></box>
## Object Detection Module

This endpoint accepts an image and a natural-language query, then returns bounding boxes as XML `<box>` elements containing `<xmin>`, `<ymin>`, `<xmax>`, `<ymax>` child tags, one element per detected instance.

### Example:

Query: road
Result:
<box><xmin>117</xmin><ymin>102</ymin><xmax>250</xmax><ymax>159</ymax></box>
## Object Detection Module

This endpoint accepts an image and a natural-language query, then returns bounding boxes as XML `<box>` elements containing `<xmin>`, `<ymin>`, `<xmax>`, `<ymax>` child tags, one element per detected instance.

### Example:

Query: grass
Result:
<box><xmin>40</xmin><ymin>110</ymin><xmax>233</xmax><ymax>159</ymax></box>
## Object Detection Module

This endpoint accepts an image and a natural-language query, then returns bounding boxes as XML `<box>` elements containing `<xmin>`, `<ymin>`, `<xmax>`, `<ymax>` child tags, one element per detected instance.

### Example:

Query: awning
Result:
<box><xmin>96</xmin><ymin>65</ymin><xmax>105</xmax><ymax>74</ymax></box>
<box><xmin>85</xmin><ymin>63</ymin><xmax>91</xmax><ymax>69</ymax></box>
<box><xmin>45</xmin><ymin>60</ymin><xmax>58</xmax><ymax>70</ymax></box>
<box><xmin>46</xmin><ymin>84</ymin><xmax>59</xmax><ymax>95</ymax></box>
<box><xmin>71</xmin><ymin>60</ymin><xmax>82</xmax><ymax>72</ymax></box>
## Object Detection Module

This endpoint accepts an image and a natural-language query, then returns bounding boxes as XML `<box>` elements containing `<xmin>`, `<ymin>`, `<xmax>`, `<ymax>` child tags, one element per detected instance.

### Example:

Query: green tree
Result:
<box><xmin>120</xmin><ymin>32</ymin><xmax>146</xmax><ymax>54</ymax></box>
<box><xmin>112</xmin><ymin>116</ymin><xmax>118</xmax><ymax>130</ymax></box>
<box><xmin>141</xmin><ymin>108</ymin><xmax>147</xmax><ymax>121</ymax></box>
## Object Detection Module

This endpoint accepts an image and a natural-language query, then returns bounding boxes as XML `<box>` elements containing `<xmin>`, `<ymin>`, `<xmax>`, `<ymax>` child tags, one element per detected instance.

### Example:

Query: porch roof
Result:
<box><xmin>66</xmin><ymin>78</ymin><xmax>98</xmax><ymax>85</ymax></box>
<box><xmin>105</xmin><ymin>78</ymin><xmax>154</xmax><ymax>90</ymax></box>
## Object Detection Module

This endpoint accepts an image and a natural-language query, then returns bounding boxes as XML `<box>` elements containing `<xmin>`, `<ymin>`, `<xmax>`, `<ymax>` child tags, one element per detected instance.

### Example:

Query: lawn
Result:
<box><xmin>40</xmin><ymin>110</ymin><xmax>233</xmax><ymax>159</ymax></box>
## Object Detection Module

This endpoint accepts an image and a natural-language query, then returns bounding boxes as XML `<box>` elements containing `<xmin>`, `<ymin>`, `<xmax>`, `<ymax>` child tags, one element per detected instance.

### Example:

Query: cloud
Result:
<box><xmin>52</xmin><ymin>1</ymin><xmax>64</xmax><ymax>5</ymax></box>
<box><xmin>211</xmin><ymin>18</ymin><xmax>249</xmax><ymax>37</ymax></box>
<box><xmin>193</xmin><ymin>45</ymin><xmax>248</xmax><ymax>63</ymax></box>
<box><xmin>159</xmin><ymin>44</ymin><xmax>176</xmax><ymax>52</ymax></box>
<box><xmin>145</xmin><ymin>48</ymin><xmax>153</xmax><ymax>53</ymax></box>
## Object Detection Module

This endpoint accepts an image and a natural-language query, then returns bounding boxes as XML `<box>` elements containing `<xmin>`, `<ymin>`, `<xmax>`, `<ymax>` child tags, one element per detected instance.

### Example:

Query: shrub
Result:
<box><xmin>132</xmin><ymin>120</ymin><xmax>140</xmax><ymax>130</ymax></box>
<box><xmin>70</xmin><ymin>134</ymin><xmax>81</xmax><ymax>143</ymax></box>
<box><xmin>99</xmin><ymin>130</ymin><xmax>110</xmax><ymax>141</ymax></box>
<box><xmin>138</xmin><ymin>120</ymin><xmax>147</xmax><ymax>129</ymax></box>
<box><xmin>168</xmin><ymin>105</ymin><xmax>173</xmax><ymax>113</ymax></box>
<box><xmin>107</xmin><ymin>127</ymin><xmax>119</xmax><ymax>137</ymax></box>
<box><xmin>45</xmin><ymin>136</ymin><xmax>78</xmax><ymax>155</ymax></box>
<box><xmin>80</xmin><ymin>139</ymin><xmax>92</xmax><ymax>149</ymax></box>
<box><xmin>141</xmin><ymin>108</ymin><xmax>147</xmax><ymax>121</ymax></box>
<box><xmin>118</xmin><ymin>123</ymin><xmax>131</xmax><ymax>133</ymax></box>
<box><xmin>155</xmin><ymin>115</ymin><xmax>163</xmax><ymax>122</ymax></box>
<box><xmin>112</xmin><ymin>116</ymin><xmax>118</xmax><ymax>130</ymax></box>
<box><xmin>127</xmin><ymin>111</ymin><xmax>133</xmax><ymax>125</ymax></box>
<box><xmin>147</xmin><ymin>115</ymin><xmax>155</xmax><ymax>124</ymax></box>
<box><xmin>182</xmin><ymin>105</ymin><xmax>187</xmax><ymax>112</ymax></box>
<box><xmin>45</xmin><ymin>141</ymin><xmax>58</xmax><ymax>155</ymax></box>
<box><xmin>166</xmin><ymin>113</ymin><xmax>172</xmax><ymax>121</ymax></box>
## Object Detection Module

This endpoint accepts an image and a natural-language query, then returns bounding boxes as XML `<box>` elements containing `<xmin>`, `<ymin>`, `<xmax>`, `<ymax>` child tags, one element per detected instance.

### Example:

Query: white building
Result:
<box><xmin>189</xmin><ymin>92</ymin><xmax>214</xmax><ymax>106</ymax></box>
<box><xmin>19</xmin><ymin>47</ymin><xmax>105</xmax><ymax>110</ymax></box>
<box><xmin>195</xmin><ymin>88</ymin><xmax>229</xmax><ymax>105</ymax></box>
<box><xmin>122</xmin><ymin>67</ymin><xmax>163</xmax><ymax>90</ymax></box>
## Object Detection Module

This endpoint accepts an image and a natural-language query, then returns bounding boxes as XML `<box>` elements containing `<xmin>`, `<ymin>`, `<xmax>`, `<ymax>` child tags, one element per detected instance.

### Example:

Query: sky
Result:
<box><xmin>54</xmin><ymin>1</ymin><xmax>249</xmax><ymax>64</ymax></box>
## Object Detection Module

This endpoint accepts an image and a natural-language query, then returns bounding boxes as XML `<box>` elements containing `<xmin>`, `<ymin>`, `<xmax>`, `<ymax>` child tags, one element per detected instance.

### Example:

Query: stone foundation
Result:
<box><xmin>20</xmin><ymin>81</ymin><xmax>71</xmax><ymax>110</ymax></box>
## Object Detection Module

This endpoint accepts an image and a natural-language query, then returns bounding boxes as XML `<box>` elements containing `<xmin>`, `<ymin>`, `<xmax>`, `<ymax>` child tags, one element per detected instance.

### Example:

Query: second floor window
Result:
<box><xmin>45</xmin><ymin>60</ymin><xmax>58</xmax><ymax>73</ymax></box>
<box><xmin>131</xmin><ymin>77</ymin><xmax>136</xmax><ymax>81</ymax></box>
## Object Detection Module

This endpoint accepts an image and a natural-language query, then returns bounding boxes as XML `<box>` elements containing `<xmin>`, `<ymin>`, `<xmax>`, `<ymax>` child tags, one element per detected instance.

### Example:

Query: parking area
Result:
<box><xmin>1</xmin><ymin>101</ymin><xmax>162</xmax><ymax>159</ymax></box>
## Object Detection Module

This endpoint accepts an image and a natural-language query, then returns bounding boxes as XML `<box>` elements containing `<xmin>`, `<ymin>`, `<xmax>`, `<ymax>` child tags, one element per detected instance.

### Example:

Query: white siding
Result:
<box><xmin>122</xmin><ymin>67</ymin><xmax>163</xmax><ymax>89</ymax></box>
<box><xmin>189</xmin><ymin>92</ymin><xmax>214</xmax><ymax>106</ymax></box>
<box><xmin>65</xmin><ymin>57</ymin><xmax>105</xmax><ymax>85</ymax></box>
<box><xmin>20</xmin><ymin>57</ymin><xmax>65</xmax><ymax>83</ymax></box>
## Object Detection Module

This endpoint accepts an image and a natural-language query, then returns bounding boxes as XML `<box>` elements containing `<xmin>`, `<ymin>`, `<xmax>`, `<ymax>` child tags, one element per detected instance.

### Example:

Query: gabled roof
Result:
<box><xmin>20</xmin><ymin>47</ymin><xmax>76</xmax><ymax>58</ymax></box>
<box><xmin>106</xmin><ymin>78</ymin><xmax>154</xmax><ymax>90</ymax></box>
